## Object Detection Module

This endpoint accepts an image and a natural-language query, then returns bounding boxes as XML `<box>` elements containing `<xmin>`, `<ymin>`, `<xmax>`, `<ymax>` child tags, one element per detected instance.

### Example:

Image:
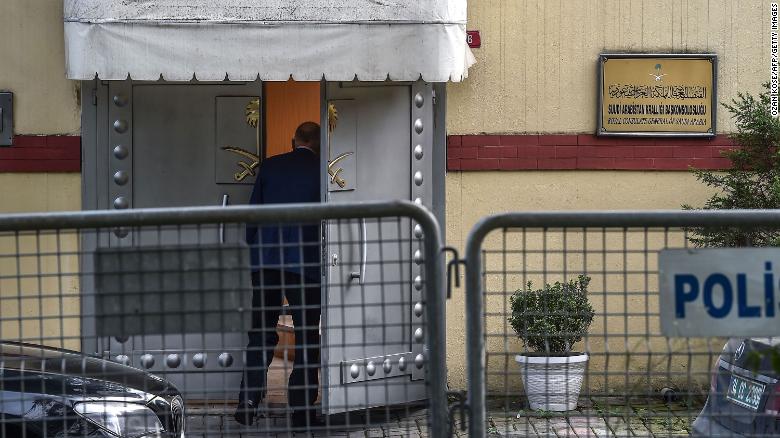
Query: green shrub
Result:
<box><xmin>508</xmin><ymin>275</ymin><xmax>595</xmax><ymax>354</ymax></box>
<box><xmin>683</xmin><ymin>83</ymin><xmax>780</xmax><ymax>247</ymax></box>
<box><xmin>685</xmin><ymin>84</ymin><xmax>780</xmax><ymax>373</ymax></box>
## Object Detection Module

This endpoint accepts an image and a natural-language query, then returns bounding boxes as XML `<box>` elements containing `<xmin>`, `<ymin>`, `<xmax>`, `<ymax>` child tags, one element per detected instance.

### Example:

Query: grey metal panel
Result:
<box><xmin>108</xmin><ymin>80</ymin><xmax>133</xmax><ymax>244</ymax></box>
<box><xmin>323</xmin><ymin>82</ymin><xmax>425</xmax><ymax>414</ymax></box>
<box><xmin>108</xmin><ymin>335</ymin><xmax>248</xmax><ymax>400</ymax></box>
<box><xmin>96</xmin><ymin>82</ymin><xmax>110</xmax><ymax>211</ymax></box>
<box><xmin>0</xmin><ymin>92</ymin><xmax>12</xmax><ymax>146</ymax></box>
<box><xmin>319</xmin><ymin>79</ymin><xmax>332</xmax><ymax>410</ymax></box>
<box><xmin>129</xmin><ymin>82</ymin><xmax>262</xmax><ymax>249</ymax></box>
<box><xmin>79</xmin><ymin>80</ymin><xmax>101</xmax><ymax>355</ymax></box>
<box><xmin>340</xmin><ymin>352</ymin><xmax>414</xmax><ymax>384</ymax></box>
<box><xmin>94</xmin><ymin>243</ymin><xmax>251</xmax><ymax>336</ymax></box>
<box><xmin>123</xmin><ymin>347</ymin><xmax>245</xmax><ymax>398</ymax></box>
<box><xmin>131</xmin><ymin>83</ymin><xmax>259</xmax><ymax>209</ymax></box>
<box><xmin>410</xmin><ymin>81</ymin><xmax>434</xmax><ymax>381</ymax></box>
<box><xmin>95</xmin><ymin>81</ymin><xmax>263</xmax><ymax>400</ymax></box>
<box><xmin>431</xmin><ymin>83</ymin><xmax>447</xmax><ymax>233</ymax></box>
<box><xmin>80</xmin><ymin>81</ymin><xmax>99</xmax><ymax>212</ymax></box>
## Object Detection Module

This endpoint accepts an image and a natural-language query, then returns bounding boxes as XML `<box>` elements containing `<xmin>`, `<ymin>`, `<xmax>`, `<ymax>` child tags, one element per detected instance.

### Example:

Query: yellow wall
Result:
<box><xmin>445</xmin><ymin>171</ymin><xmax>721</xmax><ymax>391</ymax></box>
<box><xmin>0</xmin><ymin>0</ymin><xmax>761</xmax><ymax>391</ymax></box>
<box><xmin>0</xmin><ymin>0</ymin><xmax>80</xmax><ymax>135</ymax></box>
<box><xmin>6</xmin><ymin>0</ymin><xmax>767</xmax><ymax>137</ymax></box>
<box><xmin>447</xmin><ymin>0</ymin><xmax>767</xmax><ymax>134</ymax></box>
<box><xmin>0</xmin><ymin>174</ymin><xmax>81</xmax><ymax>213</ymax></box>
<box><xmin>442</xmin><ymin>0</ymin><xmax>767</xmax><ymax>391</ymax></box>
<box><xmin>2</xmin><ymin>0</ymin><xmax>767</xmax><ymax>136</ymax></box>
<box><xmin>0</xmin><ymin>174</ymin><xmax>82</xmax><ymax>350</ymax></box>
<box><xmin>0</xmin><ymin>0</ymin><xmax>84</xmax><ymax>350</ymax></box>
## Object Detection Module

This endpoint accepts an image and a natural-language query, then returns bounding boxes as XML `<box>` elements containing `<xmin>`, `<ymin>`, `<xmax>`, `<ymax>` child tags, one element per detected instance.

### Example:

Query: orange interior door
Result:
<box><xmin>264</xmin><ymin>81</ymin><xmax>321</xmax><ymax>158</ymax></box>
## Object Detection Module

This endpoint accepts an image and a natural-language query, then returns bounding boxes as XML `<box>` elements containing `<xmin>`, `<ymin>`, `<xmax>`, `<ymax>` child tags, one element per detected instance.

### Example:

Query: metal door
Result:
<box><xmin>100</xmin><ymin>81</ymin><xmax>263</xmax><ymax>400</ymax></box>
<box><xmin>321</xmin><ymin>82</ymin><xmax>434</xmax><ymax>414</ymax></box>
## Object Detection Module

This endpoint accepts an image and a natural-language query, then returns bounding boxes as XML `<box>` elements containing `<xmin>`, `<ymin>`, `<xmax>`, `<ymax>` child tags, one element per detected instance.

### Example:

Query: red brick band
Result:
<box><xmin>0</xmin><ymin>136</ymin><xmax>81</xmax><ymax>172</ymax></box>
<box><xmin>447</xmin><ymin>134</ymin><xmax>736</xmax><ymax>171</ymax></box>
<box><xmin>0</xmin><ymin>134</ymin><xmax>737</xmax><ymax>173</ymax></box>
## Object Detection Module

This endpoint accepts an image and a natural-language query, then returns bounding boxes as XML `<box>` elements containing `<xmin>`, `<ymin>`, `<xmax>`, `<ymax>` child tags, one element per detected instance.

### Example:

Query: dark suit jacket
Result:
<box><xmin>246</xmin><ymin>147</ymin><xmax>321</xmax><ymax>281</ymax></box>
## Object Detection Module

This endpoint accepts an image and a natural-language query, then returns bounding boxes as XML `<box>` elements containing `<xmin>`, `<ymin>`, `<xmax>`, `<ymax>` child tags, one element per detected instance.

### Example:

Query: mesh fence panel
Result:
<box><xmin>0</xmin><ymin>203</ymin><xmax>446</xmax><ymax>438</ymax></box>
<box><xmin>464</xmin><ymin>213</ymin><xmax>780</xmax><ymax>438</ymax></box>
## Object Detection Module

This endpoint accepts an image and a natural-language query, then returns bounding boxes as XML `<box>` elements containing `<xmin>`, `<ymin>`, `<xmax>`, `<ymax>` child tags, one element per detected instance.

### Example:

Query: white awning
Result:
<box><xmin>64</xmin><ymin>0</ymin><xmax>475</xmax><ymax>82</ymax></box>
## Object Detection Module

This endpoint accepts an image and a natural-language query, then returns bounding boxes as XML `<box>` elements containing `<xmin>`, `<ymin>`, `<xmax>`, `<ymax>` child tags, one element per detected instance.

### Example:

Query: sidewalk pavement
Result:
<box><xmin>485</xmin><ymin>396</ymin><xmax>701</xmax><ymax>437</ymax></box>
<box><xmin>183</xmin><ymin>396</ymin><xmax>702</xmax><ymax>437</ymax></box>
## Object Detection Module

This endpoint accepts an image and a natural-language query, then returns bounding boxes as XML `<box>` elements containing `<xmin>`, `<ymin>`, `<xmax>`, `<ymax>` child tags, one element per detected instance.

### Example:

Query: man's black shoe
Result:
<box><xmin>290</xmin><ymin>411</ymin><xmax>326</xmax><ymax>429</ymax></box>
<box><xmin>234</xmin><ymin>400</ymin><xmax>256</xmax><ymax>426</ymax></box>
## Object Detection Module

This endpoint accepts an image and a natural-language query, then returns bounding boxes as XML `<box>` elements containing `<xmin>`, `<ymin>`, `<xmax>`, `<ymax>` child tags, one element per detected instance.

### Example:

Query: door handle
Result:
<box><xmin>350</xmin><ymin>219</ymin><xmax>367</xmax><ymax>284</ymax></box>
<box><xmin>219</xmin><ymin>194</ymin><xmax>229</xmax><ymax>243</ymax></box>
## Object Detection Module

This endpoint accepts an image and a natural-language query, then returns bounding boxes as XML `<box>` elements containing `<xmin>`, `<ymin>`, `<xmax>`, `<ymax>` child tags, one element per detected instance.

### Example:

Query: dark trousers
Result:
<box><xmin>238</xmin><ymin>269</ymin><xmax>321</xmax><ymax>413</ymax></box>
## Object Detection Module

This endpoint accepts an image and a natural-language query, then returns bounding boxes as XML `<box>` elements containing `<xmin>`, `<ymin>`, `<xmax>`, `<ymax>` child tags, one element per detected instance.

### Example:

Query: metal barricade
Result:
<box><xmin>0</xmin><ymin>201</ymin><xmax>447</xmax><ymax>437</ymax></box>
<box><xmin>464</xmin><ymin>210</ymin><xmax>780</xmax><ymax>437</ymax></box>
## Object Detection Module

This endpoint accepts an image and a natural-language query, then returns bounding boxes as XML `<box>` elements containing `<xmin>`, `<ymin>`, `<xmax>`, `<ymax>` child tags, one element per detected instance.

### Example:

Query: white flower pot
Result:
<box><xmin>515</xmin><ymin>353</ymin><xmax>589</xmax><ymax>411</ymax></box>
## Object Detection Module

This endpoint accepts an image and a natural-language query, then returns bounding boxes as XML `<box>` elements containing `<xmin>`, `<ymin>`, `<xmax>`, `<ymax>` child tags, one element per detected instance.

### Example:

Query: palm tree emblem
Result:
<box><xmin>221</xmin><ymin>98</ymin><xmax>261</xmax><ymax>182</ymax></box>
<box><xmin>649</xmin><ymin>64</ymin><xmax>668</xmax><ymax>82</ymax></box>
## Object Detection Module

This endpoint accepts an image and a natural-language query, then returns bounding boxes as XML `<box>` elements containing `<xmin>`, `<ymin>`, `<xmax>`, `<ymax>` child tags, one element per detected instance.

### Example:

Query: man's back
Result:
<box><xmin>253</xmin><ymin>148</ymin><xmax>319</xmax><ymax>205</ymax></box>
<box><xmin>246</xmin><ymin>148</ymin><xmax>320</xmax><ymax>280</ymax></box>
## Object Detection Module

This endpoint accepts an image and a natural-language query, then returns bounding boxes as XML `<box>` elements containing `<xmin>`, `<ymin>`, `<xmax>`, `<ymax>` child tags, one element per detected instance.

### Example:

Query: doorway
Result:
<box><xmin>81</xmin><ymin>79</ymin><xmax>322</xmax><ymax>405</ymax></box>
<box><xmin>80</xmin><ymin>79</ymin><xmax>440</xmax><ymax>414</ymax></box>
<box><xmin>259</xmin><ymin>80</ymin><xmax>322</xmax><ymax>408</ymax></box>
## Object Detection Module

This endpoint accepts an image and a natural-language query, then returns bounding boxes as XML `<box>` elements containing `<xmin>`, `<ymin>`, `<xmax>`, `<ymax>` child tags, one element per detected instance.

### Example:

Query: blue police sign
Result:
<box><xmin>659</xmin><ymin>249</ymin><xmax>780</xmax><ymax>337</ymax></box>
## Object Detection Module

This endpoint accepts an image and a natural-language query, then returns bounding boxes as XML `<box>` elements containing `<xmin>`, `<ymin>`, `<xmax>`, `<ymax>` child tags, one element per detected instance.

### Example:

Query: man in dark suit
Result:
<box><xmin>236</xmin><ymin>122</ymin><xmax>322</xmax><ymax>427</ymax></box>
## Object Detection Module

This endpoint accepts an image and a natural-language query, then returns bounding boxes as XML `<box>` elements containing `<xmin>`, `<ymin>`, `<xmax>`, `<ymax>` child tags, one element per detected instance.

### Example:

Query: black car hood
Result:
<box><xmin>0</xmin><ymin>342</ymin><xmax>172</xmax><ymax>401</ymax></box>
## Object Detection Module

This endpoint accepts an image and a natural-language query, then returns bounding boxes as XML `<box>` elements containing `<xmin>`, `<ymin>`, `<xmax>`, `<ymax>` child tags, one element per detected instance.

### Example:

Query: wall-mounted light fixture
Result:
<box><xmin>0</xmin><ymin>92</ymin><xmax>12</xmax><ymax>146</ymax></box>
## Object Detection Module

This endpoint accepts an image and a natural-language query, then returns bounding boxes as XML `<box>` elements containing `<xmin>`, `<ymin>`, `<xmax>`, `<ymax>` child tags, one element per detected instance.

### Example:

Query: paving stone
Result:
<box><xmin>362</xmin><ymin>428</ymin><xmax>383</xmax><ymax>437</ymax></box>
<box><xmin>492</xmin><ymin>420</ymin><xmax>538</xmax><ymax>437</ymax></box>
<box><xmin>185</xmin><ymin>396</ymin><xmax>702</xmax><ymax>438</ymax></box>
<box><xmin>186</xmin><ymin>414</ymin><xmax>223</xmax><ymax>432</ymax></box>
<box><xmin>567</xmin><ymin>417</ymin><xmax>608</xmax><ymax>438</ymax></box>
<box><xmin>233</xmin><ymin>432</ymin><xmax>279</xmax><ymax>438</ymax></box>
<box><xmin>383</xmin><ymin>425</ymin><xmax>411</xmax><ymax>436</ymax></box>
<box><xmin>595</xmin><ymin>416</ymin><xmax>633</xmax><ymax>438</ymax></box>
<box><xmin>527</xmin><ymin>417</ymin><xmax>561</xmax><ymax>437</ymax></box>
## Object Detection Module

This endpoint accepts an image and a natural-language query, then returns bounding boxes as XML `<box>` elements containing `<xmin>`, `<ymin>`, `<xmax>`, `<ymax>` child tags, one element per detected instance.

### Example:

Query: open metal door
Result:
<box><xmin>88</xmin><ymin>80</ymin><xmax>263</xmax><ymax>400</ymax></box>
<box><xmin>321</xmin><ymin>82</ymin><xmax>434</xmax><ymax>414</ymax></box>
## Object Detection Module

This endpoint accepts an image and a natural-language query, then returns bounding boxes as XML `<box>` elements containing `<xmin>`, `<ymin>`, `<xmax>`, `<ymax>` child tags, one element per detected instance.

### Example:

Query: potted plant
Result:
<box><xmin>509</xmin><ymin>275</ymin><xmax>595</xmax><ymax>411</ymax></box>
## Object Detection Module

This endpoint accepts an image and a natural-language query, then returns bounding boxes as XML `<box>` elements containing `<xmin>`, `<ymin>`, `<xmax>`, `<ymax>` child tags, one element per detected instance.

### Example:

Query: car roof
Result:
<box><xmin>750</xmin><ymin>337</ymin><xmax>780</xmax><ymax>347</ymax></box>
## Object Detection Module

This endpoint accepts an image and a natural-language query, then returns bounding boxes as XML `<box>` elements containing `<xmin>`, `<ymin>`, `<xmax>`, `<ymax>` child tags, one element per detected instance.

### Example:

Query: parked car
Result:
<box><xmin>692</xmin><ymin>338</ymin><xmax>779</xmax><ymax>437</ymax></box>
<box><xmin>0</xmin><ymin>341</ymin><xmax>185</xmax><ymax>437</ymax></box>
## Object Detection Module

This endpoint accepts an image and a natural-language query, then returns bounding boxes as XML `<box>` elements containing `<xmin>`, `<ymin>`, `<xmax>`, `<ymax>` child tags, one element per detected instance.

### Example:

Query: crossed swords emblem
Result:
<box><xmin>222</xmin><ymin>101</ymin><xmax>352</xmax><ymax>186</ymax></box>
<box><xmin>326</xmin><ymin>102</ymin><xmax>353</xmax><ymax>188</ymax></box>
<box><xmin>222</xmin><ymin>146</ymin><xmax>260</xmax><ymax>182</ymax></box>
<box><xmin>327</xmin><ymin>152</ymin><xmax>353</xmax><ymax>188</ymax></box>
<box><xmin>222</xmin><ymin>146</ymin><xmax>353</xmax><ymax>187</ymax></box>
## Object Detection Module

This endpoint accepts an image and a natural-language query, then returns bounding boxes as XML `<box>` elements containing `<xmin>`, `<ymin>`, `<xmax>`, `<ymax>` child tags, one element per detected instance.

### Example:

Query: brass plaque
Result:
<box><xmin>598</xmin><ymin>55</ymin><xmax>716</xmax><ymax>136</ymax></box>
